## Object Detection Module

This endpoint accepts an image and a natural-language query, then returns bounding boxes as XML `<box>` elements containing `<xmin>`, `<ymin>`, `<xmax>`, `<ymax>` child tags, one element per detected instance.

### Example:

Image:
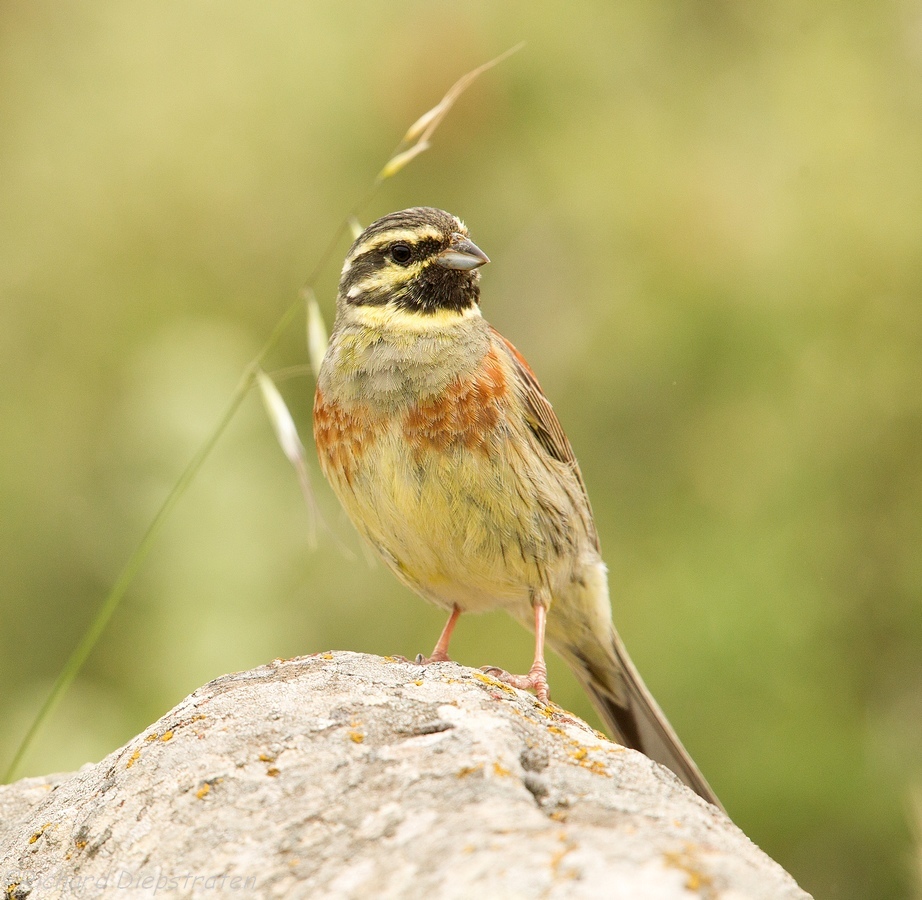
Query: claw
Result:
<box><xmin>479</xmin><ymin>599</ymin><xmax>551</xmax><ymax>703</ymax></box>
<box><xmin>416</xmin><ymin>650</ymin><xmax>453</xmax><ymax>665</ymax></box>
<box><xmin>480</xmin><ymin>661</ymin><xmax>550</xmax><ymax>704</ymax></box>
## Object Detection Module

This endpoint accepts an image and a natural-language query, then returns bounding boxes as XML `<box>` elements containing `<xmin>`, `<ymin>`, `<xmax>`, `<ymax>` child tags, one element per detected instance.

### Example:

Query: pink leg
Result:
<box><xmin>481</xmin><ymin>600</ymin><xmax>550</xmax><ymax>703</ymax></box>
<box><xmin>416</xmin><ymin>605</ymin><xmax>461</xmax><ymax>664</ymax></box>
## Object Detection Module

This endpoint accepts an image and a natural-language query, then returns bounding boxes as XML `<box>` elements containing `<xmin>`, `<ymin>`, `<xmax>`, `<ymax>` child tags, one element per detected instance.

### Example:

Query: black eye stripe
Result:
<box><xmin>340</xmin><ymin>254</ymin><xmax>383</xmax><ymax>297</ymax></box>
<box><xmin>340</xmin><ymin>235</ymin><xmax>468</xmax><ymax>306</ymax></box>
<box><xmin>346</xmin><ymin>238</ymin><xmax>445</xmax><ymax>277</ymax></box>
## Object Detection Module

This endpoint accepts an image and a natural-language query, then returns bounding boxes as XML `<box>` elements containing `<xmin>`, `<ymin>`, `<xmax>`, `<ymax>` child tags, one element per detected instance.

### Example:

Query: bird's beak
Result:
<box><xmin>434</xmin><ymin>234</ymin><xmax>490</xmax><ymax>270</ymax></box>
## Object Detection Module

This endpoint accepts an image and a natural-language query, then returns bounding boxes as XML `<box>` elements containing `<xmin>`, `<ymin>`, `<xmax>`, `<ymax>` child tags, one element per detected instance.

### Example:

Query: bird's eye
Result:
<box><xmin>390</xmin><ymin>242</ymin><xmax>413</xmax><ymax>264</ymax></box>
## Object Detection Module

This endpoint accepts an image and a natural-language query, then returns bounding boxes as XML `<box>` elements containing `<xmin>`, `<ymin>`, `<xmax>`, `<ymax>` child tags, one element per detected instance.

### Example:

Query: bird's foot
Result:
<box><xmin>480</xmin><ymin>660</ymin><xmax>550</xmax><ymax>704</ymax></box>
<box><xmin>415</xmin><ymin>650</ymin><xmax>453</xmax><ymax>665</ymax></box>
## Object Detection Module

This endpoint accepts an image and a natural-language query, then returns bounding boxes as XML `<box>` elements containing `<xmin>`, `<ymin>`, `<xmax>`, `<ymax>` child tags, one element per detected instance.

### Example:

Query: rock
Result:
<box><xmin>0</xmin><ymin>652</ymin><xmax>811</xmax><ymax>899</ymax></box>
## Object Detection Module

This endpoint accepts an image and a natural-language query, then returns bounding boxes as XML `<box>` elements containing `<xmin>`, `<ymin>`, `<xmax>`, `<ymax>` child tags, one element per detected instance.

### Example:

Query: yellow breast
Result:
<box><xmin>314</xmin><ymin>346</ymin><xmax>575</xmax><ymax>614</ymax></box>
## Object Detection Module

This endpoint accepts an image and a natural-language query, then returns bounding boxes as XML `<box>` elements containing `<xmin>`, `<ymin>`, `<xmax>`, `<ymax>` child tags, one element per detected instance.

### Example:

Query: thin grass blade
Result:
<box><xmin>378</xmin><ymin>42</ymin><xmax>524</xmax><ymax>182</ymax></box>
<box><xmin>256</xmin><ymin>370</ymin><xmax>319</xmax><ymax>548</ymax></box>
<box><xmin>304</xmin><ymin>288</ymin><xmax>329</xmax><ymax>379</ymax></box>
<box><xmin>347</xmin><ymin>216</ymin><xmax>364</xmax><ymax>241</ymax></box>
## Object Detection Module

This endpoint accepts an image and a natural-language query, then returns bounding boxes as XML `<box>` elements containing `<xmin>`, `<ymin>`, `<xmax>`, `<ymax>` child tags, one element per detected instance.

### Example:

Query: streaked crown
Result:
<box><xmin>339</xmin><ymin>207</ymin><xmax>489</xmax><ymax>315</ymax></box>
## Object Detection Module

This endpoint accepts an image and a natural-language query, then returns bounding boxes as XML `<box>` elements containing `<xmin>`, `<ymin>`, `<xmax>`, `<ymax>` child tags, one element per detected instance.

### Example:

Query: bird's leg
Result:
<box><xmin>481</xmin><ymin>599</ymin><xmax>550</xmax><ymax>704</ymax></box>
<box><xmin>415</xmin><ymin>605</ymin><xmax>461</xmax><ymax>664</ymax></box>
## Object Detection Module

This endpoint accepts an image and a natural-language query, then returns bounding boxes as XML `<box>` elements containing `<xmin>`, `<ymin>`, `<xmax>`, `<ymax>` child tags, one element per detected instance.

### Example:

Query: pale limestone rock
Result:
<box><xmin>0</xmin><ymin>652</ymin><xmax>811</xmax><ymax>899</ymax></box>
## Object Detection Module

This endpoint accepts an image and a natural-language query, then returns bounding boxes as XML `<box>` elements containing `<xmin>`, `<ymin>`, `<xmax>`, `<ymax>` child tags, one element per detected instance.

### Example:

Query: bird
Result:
<box><xmin>313</xmin><ymin>206</ymin><xmax>721</xmax><ymax>807</ymax></box>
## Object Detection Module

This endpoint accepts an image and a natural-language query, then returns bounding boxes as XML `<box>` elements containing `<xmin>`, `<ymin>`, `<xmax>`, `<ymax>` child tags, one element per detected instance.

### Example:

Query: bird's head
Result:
<box><xmin>338</xmin><ymin>207</ymin><xmax>489</xmax><ymax>318</ymax></box>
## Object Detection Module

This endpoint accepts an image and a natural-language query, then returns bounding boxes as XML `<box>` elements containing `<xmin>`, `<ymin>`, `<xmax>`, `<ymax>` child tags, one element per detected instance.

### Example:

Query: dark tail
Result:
<box><xmin>560</xmin><ymin>627</ymin><xmax>723</xmax><ymax>810</ymax></box>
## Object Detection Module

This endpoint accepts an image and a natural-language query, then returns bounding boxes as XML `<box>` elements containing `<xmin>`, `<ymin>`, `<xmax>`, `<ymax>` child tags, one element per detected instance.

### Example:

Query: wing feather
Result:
<box><xmin>490</xmin><ymin>327</ymin><xmax>600</xmax><ymax>551</ymax></box>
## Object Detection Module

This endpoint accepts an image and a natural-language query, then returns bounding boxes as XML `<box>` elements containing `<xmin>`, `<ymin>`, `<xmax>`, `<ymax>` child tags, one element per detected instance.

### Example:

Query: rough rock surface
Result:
<box><xmin>0</xmin><ymin>652</ymin><xmax>811</xmax><ymax>899</ymax></box>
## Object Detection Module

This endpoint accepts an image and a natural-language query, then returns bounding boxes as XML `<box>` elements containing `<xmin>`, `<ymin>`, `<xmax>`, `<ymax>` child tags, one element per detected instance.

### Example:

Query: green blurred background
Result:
<box><xmin>2</xmin><ymin>2</ymin><xmax>921</xmax><ymax>896</ymax></box>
